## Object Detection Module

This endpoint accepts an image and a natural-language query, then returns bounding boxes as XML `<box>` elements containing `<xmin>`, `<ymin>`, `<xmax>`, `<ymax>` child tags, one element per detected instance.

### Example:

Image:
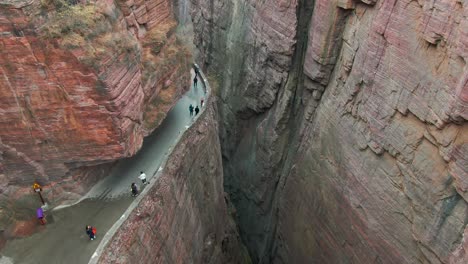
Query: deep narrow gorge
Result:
<box><xmin>0</xmin><ymin>0</ymin><xmax>467</xmax><ymax>263</ymax></box>
<box><xmin>192</xmin><ymin>0</ymin><xmax>467</xmax><ymax>263</ymax></box>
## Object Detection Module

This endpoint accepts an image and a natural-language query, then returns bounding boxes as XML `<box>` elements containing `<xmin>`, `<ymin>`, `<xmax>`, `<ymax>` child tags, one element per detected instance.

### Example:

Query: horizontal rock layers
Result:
<box><xmin>191</xmin><ymin>0</ymin><xmax>467</xmax><ymax>263</ymax></box>
<box><xmin>0</xmin><ymin>0</ymin><xmax>189</xmax><ymax>236</ymax></box>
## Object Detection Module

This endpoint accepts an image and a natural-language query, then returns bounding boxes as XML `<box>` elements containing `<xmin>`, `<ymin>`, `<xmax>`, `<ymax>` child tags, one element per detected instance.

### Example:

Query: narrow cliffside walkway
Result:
<box><xmin>0</xmin><ymin>68</ymin><xmax>207</xmax><ymax>264</ymax></box>
<box><xmin>83</xmin><ymin>68</ymin><xmax>206</xmax><ymax>200</ymax></box>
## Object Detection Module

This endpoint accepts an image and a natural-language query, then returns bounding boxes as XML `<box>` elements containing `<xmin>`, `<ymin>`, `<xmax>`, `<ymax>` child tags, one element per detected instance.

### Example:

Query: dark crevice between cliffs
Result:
<box><xmin>259</xmin><ymin>1</ymin><xmax>316</xmax><ymax>263</ymax></box>
<box><xmin>217</xmin><ymin>0</ymin><xmax>316</xmax><ymax>262</ymax></box>
<box><xmin>191</xmin><ymin>0</ymin><xmax>316</xmax><ymax>261</ymax></box>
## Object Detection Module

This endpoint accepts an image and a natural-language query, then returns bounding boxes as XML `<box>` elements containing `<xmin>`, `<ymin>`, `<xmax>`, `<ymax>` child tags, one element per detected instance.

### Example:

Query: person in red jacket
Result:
<box><xmin>86</xmin><ymin>225</ymin><xmax>96</xmax><ymax>240</ymax></box>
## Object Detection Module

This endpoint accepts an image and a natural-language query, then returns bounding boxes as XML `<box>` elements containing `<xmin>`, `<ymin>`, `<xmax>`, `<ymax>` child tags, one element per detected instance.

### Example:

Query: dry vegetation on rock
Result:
<box><xmin>39</xmin><ymin>0</ymin><xmax>139</xmax><ymax>70</ymax></box>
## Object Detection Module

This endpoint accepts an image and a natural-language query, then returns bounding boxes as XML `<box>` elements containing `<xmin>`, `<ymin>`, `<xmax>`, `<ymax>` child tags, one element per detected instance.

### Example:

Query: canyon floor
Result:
<box><xmin>0</xmin><ymin>70</ymin><xmax>206</xmax><ymax>264</ymax></box>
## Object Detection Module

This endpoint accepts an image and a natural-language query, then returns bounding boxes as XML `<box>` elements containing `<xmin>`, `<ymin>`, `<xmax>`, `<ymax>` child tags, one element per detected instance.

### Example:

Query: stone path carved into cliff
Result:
<box><xmin>82</xmin><ymin>69</ymin><xmax>206</xmax><ymax>200</ymax></box>
<box><xmin>0</xmin><ymin>68</ymin><xmax>207</xmax><ymax>264</ymax></box>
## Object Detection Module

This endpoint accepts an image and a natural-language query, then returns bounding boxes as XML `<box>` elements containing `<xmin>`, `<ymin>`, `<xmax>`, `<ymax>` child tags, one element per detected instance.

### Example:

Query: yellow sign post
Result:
<box><xmin>32</xmin><ymin>182</ymin><xmax>45</xmax><ymax>205</ymax></box>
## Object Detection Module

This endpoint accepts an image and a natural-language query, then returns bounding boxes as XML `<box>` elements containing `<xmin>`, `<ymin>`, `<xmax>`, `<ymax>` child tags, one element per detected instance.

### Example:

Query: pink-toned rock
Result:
<box><xmin>0</xmin><ymin>0</ymin><xmax>189</xmax><ymax>234</ymax></box>
<box><xmin>134</xmin><ymin>5</ymin><xmax>148</xmax><ymax>24</ymax></box>
<box><xmin>191</xmin><ymin>0</ymin><xmax>467</xmax><ymax>263</ymax></box>
<box><xmin>449</xmin><ymin>226</ymin><xmax>468</xmax><ymax>264</ymax></box>
<box><xmin>290</xmin><ymin>0</ymin><xmax>467</xmax><ymax>262</ymax></box>
<box><xmin>97</xmin><ymin>98</ymin><xmax>249</xmax><ymax>264</ymax></box>
<box><xmin>114</xmin><ymin>0</ymin><xmax>173</xmax><ymax>35</ymax></box>
<box><xmin>304</xmin><ymin>0</ymin><xmax>350</xmax><ymax>87</ymax></box>
<box><xmin>164</xmin><ymin>79</ymin><xmax>172</xmax><ymax>88</ymax></box>
<box><xmin>337</xmin><ymin>0</ymin><xmax>355</xmax><ymax>10</ymax></box>
<box><xmin>8</xmin><ymin>219</ymin><xmax>38</xmax><ymax>238</ymax></box>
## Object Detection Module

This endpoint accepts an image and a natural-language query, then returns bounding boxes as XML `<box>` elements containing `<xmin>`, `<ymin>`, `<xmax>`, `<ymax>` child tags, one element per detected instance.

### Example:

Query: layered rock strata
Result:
<box><xmin>0</xmin><ymin>0</ymin><xmax>189</xmax><ymax>236</ymax></box>
<box><xmin>96</xmin><ymin>92</ymin><xmax>250</xmax><ymax>264</ymax></box>
<box><xmin>192</xmin><ymin>0</ymin><xmax>468</xmax><ymax>263</ymax></box>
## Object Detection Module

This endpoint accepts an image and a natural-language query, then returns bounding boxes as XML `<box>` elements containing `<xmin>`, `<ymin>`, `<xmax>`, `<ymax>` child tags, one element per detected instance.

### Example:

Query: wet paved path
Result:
<box><xmin>84</xmin><ymin>69</ymin><xmax>205</xmax><ymax>200</ymax></box>
<box><xmin>1</xmin><ymin>69</ymin><xmax>206</xmax><ymax>264</ymax></box>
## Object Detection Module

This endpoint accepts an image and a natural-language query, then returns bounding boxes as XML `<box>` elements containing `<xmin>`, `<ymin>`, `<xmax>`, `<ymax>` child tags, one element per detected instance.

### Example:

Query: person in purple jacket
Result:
<box><xmin>36</xmin><ymin>207</ymin><xmax>45</xmax><ymax>225</ymax></box>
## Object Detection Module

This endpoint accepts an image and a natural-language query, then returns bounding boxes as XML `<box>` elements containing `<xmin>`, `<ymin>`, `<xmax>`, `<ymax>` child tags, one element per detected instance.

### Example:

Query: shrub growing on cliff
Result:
<box><xmin>143</xmin><ymin>21</ymin><xmax>177</xmax><ymax>56</ymax></box>
<box><xmin>40</xmin><ymin>2</ymin><xmax>99</xmax><ymax>38</ymax></box>
<box><xmin>140</xmin><ymin>20</ymin><xmax>187</xmax><ymax>85</ymax></box>
<box><xmin>39</xmin><ymin>1</ymin><xmax>140</xmax><ymax>71</ymax></box>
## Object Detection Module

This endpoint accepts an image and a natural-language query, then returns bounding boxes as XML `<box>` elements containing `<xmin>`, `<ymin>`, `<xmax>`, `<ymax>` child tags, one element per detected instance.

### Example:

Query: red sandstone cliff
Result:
<box><xmin>192</xmin><ymin>0</ymin><xmax>467</xmax><ymax>263</ymax></box>
<box><xmin>0</xmin><ymin>0</ymin><xmax>189</xmax><ymax>235</ymax></box>
<box><xmin>95</xmin><ymin>90</ymin><xmax>250</xmax><ymax>264</ymax></box>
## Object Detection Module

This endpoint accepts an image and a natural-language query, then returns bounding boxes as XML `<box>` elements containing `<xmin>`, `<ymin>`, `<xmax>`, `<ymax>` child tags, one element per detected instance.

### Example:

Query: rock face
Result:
<box><xmin>0</xmin><ymin>0</ymin><xmax>189</xmax><ymax>234</ymax></box>
<box><xmin>96</xmin><ymin>95</ymin><xmax>250</xmax><ymax>264</ymax></box>
<box><xmin>191</xmin><ymin>0</ymin><xmax>468</xmax><ymax>263</ymax></box>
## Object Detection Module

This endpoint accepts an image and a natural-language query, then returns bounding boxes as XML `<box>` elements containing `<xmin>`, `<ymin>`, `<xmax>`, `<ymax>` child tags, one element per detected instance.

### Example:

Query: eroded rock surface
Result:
<box><xmin>0</xmin><ymin>0</ymin><xmax>189</xmax><ymax>235</ymax></box>
<box><xmin>97</xmin><ymin>96</ymin><xmax>250</xmax><ymax>264</ymax></box>
<box><xmin>192</xmin><ymin>0</ymin><xmax>467</xmax><ymax>263</ymax></box>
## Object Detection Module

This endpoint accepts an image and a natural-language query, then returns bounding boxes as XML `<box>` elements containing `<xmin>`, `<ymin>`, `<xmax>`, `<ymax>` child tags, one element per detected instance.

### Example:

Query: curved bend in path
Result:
<box><xmin>83</xmin><ymin>68</ymin><xmax>206</xmax><ymax>200</ymax></box>
<box><xmin>0</xmin><ymin>68</ymin><xmax>207</xmax><ymax>264</ymax></box>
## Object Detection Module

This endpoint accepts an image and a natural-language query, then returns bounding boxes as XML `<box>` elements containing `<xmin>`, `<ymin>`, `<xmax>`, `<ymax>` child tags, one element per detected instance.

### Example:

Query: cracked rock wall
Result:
<box><xmin>191</xmin><ymin>0</ymin><xmax>468</xmax><ymax>263</ymax></box>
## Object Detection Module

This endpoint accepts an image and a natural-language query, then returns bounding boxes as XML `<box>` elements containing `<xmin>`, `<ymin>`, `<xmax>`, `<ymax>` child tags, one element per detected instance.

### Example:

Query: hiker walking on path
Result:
<box><xmin>193</xmin><ymin>76</ymin><xmax>198</xmax><ymax>88</ymax></box>
<box><xmin>189</xmin><ymin>104</ymin><xmax>194</xmax><ymax>116</ymax></box>
<box><xmin>195</xmin><ymin>105</ymin><xmax>200</xmax><ymax>116</ymax></box>
<box><xmin>86</xmin><ymin>225</ymin><xmax>96</xmax><ymax>240</ymax></box>
<box><xmin>36</xmin><ymin>207</ymin><xmax>46</xmax><ymax>225</ymax></box>
<box><xmin>200</xmin><ymin>98</ymin><xmax>204</xmax><ymax>107</ymax></box>
<box><xmin>139</xmin><ymin>171</ymin><xmax>148</xmax><ymax>185</ymax></box>
<box><xmin>131</xmin><ymin>183</ymin><xmax>139</xmax><ymax>197</ymax></box>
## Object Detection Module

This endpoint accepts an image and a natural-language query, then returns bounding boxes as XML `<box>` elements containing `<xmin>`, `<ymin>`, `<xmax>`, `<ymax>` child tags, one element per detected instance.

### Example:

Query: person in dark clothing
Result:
<box><xmin>200</xmin><ymin>98</ymin><xmax>204</xmax><ymax>107</ymax></box>
<box><xmin>194</xmin><ymin>66</ymin><xmax>200</xmax><ymax>76</ymax></box>
<box><xmin>193</xmin><ymin>76</ymin><xmax>198</xmax><ymax>88</ymax></box>
<box><xmin>195</xmin><ymin>105</ymin><xmax>200</xmax><ymax>116</ymax></box>
<box><xmin>86</xmin><ymin>225</ymin><xmax>96</xmax><ymax>240</ymax></box>
<box><xmin>131</xmin><ymin>183</ymin><xmax>138</xmax><ymax>197</ymax></box>
<box><xmin>189</xmin><ymin>104</ymin><xmax>194</xmax><ymax>116</ymax></box>
<box><xmin>86</xmin><ymin>225</ymin><xmax>91</xmax><ymax>239</ymax></box>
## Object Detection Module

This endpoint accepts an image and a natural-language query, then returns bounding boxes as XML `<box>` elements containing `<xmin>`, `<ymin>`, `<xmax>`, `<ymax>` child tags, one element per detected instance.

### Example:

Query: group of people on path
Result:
<box><xmin>189</xmin><ymin>97</ymin><xmax>204</xmax><ymax>117</ymax></box>
<box><xmin>34</xmin><ymin>193</ymin><xmax>98</xmax><ymax>242</ymax></box>
<box><xmin>189</xmin><ymin>103</ymin><xmax>201</xmax><ymax>117</ymax></box>
<box><xmin>85</xmin><ymin>66</ymin><xmax>204</xmax><ymax>241</ymax></box>
<box><xmin>131</xmin><ymin>171</ymin><xmax>148</xmax><ymax>197</ymax></box>
<box><xmin>189</xmin><ymin>67</ymin><xmax>204</xmax><ymax>117</ymax></box>
<box><xmin>85</xmin><ymin>171</ymin><xmax>148</xmax><ymax>241</ymax></box>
